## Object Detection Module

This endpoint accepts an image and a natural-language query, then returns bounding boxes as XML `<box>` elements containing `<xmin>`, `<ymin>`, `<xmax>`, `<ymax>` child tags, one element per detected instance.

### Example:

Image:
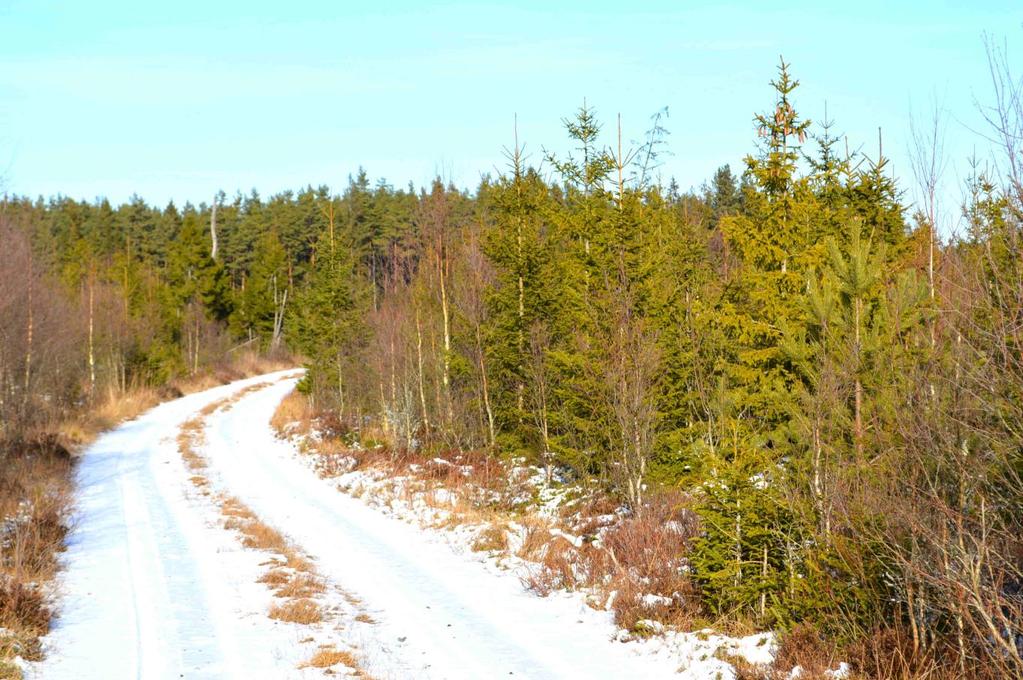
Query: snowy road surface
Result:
<box><xmin>36</xmin><ymin>373</ymin><xmax>688</xmax><ymax>679</ymax></box>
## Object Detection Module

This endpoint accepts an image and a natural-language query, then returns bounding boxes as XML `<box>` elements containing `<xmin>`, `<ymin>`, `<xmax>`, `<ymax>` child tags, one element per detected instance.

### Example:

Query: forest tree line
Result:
<box><xmin>2</xmin><ymin>56</ymin><xmax>1021</xmax><ymax>676</ymax></box>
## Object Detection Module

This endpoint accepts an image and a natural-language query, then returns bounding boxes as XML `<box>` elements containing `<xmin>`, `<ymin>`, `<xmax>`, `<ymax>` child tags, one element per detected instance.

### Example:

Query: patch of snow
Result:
<box><xmin>634</xmin><ymin>619</ymin><xmax>666</xmax><ymax>635</ymax></box>
<box><xmin>826</xmin><ymin>661</ymin><xmax>851</xmax><ymax>678</ymax></box>
<box><xmin>642</xmin><ymin>593</ymin><xmax>674</xmax><ymax>609</ymax></box>
<box><xmin>727</xmin><ymin>632</ymin><xmax>777</xmax><ymax>666</ymax></box>
<box><xmin>549</xmin><ymin>527</ymin><xmax>584</xmax><ymax>548</ymax></box>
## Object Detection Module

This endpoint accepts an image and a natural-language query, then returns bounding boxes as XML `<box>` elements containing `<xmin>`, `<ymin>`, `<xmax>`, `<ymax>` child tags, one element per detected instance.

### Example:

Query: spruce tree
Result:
<box><xmin>290</xmin><ymin>230</ymin><xmax>367</xmax><ymax>416</ymax></box>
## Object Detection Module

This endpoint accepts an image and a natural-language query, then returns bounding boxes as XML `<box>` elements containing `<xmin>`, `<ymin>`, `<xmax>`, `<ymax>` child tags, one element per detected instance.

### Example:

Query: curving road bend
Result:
<box><xmin>35</xmin><ymin>372</ymin><xmax>676</xmax><ymax>680</ymax></box>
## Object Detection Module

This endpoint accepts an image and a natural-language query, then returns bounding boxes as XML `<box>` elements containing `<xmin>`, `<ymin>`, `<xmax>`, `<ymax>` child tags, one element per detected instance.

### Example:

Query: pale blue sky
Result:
<box><xmin>1</xmin><ymin>1</ymin><xmax>1021</xmax><ymax>225</ymax></box>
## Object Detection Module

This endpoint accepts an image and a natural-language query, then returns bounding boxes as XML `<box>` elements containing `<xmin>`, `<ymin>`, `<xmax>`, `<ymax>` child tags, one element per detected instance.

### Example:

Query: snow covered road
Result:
<box><xmin>36</xmin><ymin>373</ymin><xmax>690</xmax><ymax>679</ymax></box>
<box><xmin>34</xmin><ymin>371</ymin><xmax>308</xmax><ymax>680</ymax></box>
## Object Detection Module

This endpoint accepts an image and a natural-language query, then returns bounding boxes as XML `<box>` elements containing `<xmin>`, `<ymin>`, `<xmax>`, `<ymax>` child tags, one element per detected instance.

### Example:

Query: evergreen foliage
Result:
<box><xmin>3</xmin><ymin>55</ymin><xmax>1021</xmax><ymax>677</ymax></box>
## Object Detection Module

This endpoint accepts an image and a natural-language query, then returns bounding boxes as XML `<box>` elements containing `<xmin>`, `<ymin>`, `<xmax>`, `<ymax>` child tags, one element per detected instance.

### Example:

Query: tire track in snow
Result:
<box><xmin>34</xmin><ymin>370</ymin><xmax>307</xmax><ymax>680</ymax></box>
<box><xmin>201</xmin><ymin>379</ymin><xmax>679</xmax><ymax>680</ymax></box>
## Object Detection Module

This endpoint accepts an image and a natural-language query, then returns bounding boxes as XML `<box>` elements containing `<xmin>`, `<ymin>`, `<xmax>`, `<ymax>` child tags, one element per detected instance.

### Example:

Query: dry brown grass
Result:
<box><xmin>471</xmin><ymin>522</ymin><xmax>509</xmax><ymax>553</ymax></box>
<box><xmin>0</xmin><ymin>437</ymin><xmax>72</xmax><ymax>670</ymax></box>
<box><xmin>270</xmin><ymin>389</ymin><xmax>315</xmax><ymax>437</ymax></box>
<box><xmin>197</xmin><ymin>399</ymin><xmax>226</xmax><ymax>418</ymax></box>
<box><xmin>220</xmin><ymin>495</ymin><xmax>254</xmax><ymax>520</ymax></box>
<box><xmin>51</xmin><ymin>351</ymin><xmax>296</xmax><ymax>452</ymax></box>
<box><xmin>340</xmin><ymin>590</ymin><xmax>363</xmax><ymax>607</ymax></box>
<box><xmin>173</xmin><ymin>350</ymin><xmax>296</xmax><ymax>400</ymax></box>
<box><xmin>177</xmin><ymin>417</ymin><xmax>207</xmax><ymax>472</ymax></box>
<box><xmin>218</xmin><ymin>382</ymin><xmax>273</xmax><ymax>412</ymax></box>
<box><xmin>217</xmin><ymin>494</ymin><xmax>326</xmax><ymax>630</ymax></box>
<box><xmin>269</xmin><ymin>572</ymin><xmax>325</xmax><ymax>599</ymax></box>
<box><xmin>518</xmin><ymin>534</ymin><xmax>580</xmax><ymax>596</ymax></box>
<box><xmin>71</xmin><ymin>387</ymin><xmax>162</xmax><ymax>442</ymax></box>
<box><xmin>180</xmin><ymin>416</ymin><xmax>204</xmax><ymax>434</ymax></box>
<box><xmin>268</xmin><ymin>598</ymin><xmax>323</xmax><ymax>624</ymax></box>
<box><xmin>283</xmin><ymin>551</ymin><xmax>314</xmax><ymax>573</ymax></box>
<box><xmin>197</xmin><ymin>382</ymin><xmax>270</xmax><ymax>419</ymax></box>
<box><xmin>222</xmin><ymin>501</ymin><xmax>314</xmax><ymax>574</ymax></box>
<box><xmin>258</xmin><ymin>568</ymin><xmax>291</xmax><ymax>588</ymax></box>
<box><xmin>44</xmin><ymin>385</ymin><xmax>169</xmax><ymax>451</ymax></box>
<box><xmin>754</xmin><ymin>624</ymin><xmax>839</xmax><ymax>680</ymax></box>
<box><xmin>219</xmin><ymin>349</ymin><xmax>297</xmax><ymax>382</ymax></box>
<box><xmin>0</xmin><ymin>581</ymin><xmax>49</xmax><ymax>647</ymax></box>
<box><xmin>300</xmin><ymin>647</ymin><xmax>359</xmax><ymax>670</ymax></box>
<box><xmin>226</xmin><ymin>517</ymin><xmax>286</xmax><ymax>556</ymax></box>
<box><xmin>0</xmin><ymin>659</ymin><xmax>24</xmax><ymax>680</ymax></box>
<box><xmin>354</xmin><ymin>613</ymin><xmax>376</xmax><ymax>624</ymax></box>
<box><xmin>179</xmin><ymin>401</ymin><xmax>332</xmax><ymax>637</ymax></box>
<box><xmin>516</xmin><ymin>517</ymin><xmax>553</xmax><ymax>560</ymax></box>
<box><xmin>179</xmin><ymin>447</ymin><xmax>206</xmax><ymax>472</ymax></box>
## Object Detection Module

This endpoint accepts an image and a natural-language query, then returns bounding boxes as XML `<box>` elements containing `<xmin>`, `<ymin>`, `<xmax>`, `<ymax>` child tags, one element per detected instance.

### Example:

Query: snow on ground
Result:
<box><xmin>31</xmin><ymin>370</ymin><xmax>320</xmax><ymax>680</ymax></box>
<box><xmin>272</xmin><ymin>389</ymin><xmax>778</xmax><ymax>680</ymax></box>
<box><xmin>32</xmin><ymin>373</ymin><xmax>771</xmax><ymax>679</ymax></box>
<box><xmin>199</xmin><ymin>378</ymin><xmax>702</xmax><ymax>679</ymax></box>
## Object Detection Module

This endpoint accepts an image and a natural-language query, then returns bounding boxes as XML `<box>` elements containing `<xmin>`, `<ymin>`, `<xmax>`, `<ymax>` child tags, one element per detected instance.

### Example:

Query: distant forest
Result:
<box><xmin>2</xmin><ymin>55</ymin><xmax>1022</xmax><ymax>677</ymax></box>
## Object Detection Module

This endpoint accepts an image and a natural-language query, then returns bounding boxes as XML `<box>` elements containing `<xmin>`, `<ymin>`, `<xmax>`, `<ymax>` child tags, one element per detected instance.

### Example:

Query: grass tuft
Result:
<box><xmin>299</xmin><ymin>647</ymin><xmax>359</xmax><ymax>670</ymax></box>
<box><xmin>268</xmin><ymin>598</ymin><xmax>323</xmax><ymax>625</ymax></box>
<box><xmin>237</xmin><ymin>520</ymin><xmax>290</xmax><ymax>554</ymax></box>
<box><xmin>470</xmin><ymin>523</ymin><xmax>509</xmax><ymax>553</ymax></box>
<box><xmin>272</xmin><ymin>573</ymin><xmax>325</xmax><ymax>599</ymax></box>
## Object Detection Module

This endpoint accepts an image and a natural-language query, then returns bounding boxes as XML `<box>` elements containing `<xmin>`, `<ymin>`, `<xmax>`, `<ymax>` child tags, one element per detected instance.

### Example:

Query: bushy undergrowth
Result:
<box><xmin>0</xmin><ymin>437</ymin><xmax>72</xmax><ymax>672</ymax></box>
<box><xmin>275</xmin><ymin>393</ymin><xmax>705</xmax><ymax>631</ymax></box>
<box><xmin>275</xmin><ymin>389</ymin><xmax>1012</xmax><ymax>679</ymax></box>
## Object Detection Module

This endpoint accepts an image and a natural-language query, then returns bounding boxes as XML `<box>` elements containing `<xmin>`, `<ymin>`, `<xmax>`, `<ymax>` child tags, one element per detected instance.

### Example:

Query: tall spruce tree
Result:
<box><xmin>290</xmin><ymin>229</ymin><xmax>367</xmax><ymax>416</ymax></box>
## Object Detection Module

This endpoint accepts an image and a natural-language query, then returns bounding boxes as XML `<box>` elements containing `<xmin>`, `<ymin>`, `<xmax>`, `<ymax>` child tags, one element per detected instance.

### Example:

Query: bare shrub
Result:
<box><xmin>599</xmin><ymin>493</ymin><xmax>701</xmax><ymax>630</ymax></box>
<box><xmin>0</xmin><ymin>580</ymin><xmax>49</xmax><ymax>641</ymax></box>
<box><xmin>767</xmin><ymin>624</ymin><xmax>839</xmax><ymax>679</ymax></box>
<box><xmin>601</xmin><ymin>273</ymin><xmax>661</xmax><ymax>512</ymax></box>
<box><xmin>0</xmin><ymin>437</ymin><xmax>73</xmax><ymax>665</ymax></box>
<box><xmin>0</xmin><ymin>219</ymin><xmax>84</xmax><ymax>439</ymax></box>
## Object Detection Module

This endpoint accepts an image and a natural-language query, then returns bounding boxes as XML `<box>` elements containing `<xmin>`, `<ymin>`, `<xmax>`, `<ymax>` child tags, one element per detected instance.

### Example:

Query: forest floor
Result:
<box><xmin>26</xmin><ymin>373</ymin><xmax>779</xmax><ymax>679</ymax></box>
